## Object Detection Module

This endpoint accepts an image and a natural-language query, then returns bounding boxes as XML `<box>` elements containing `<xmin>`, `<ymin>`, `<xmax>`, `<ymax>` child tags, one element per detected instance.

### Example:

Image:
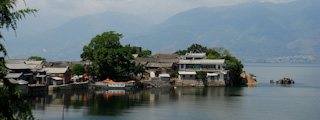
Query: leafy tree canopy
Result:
<box><xmin>0</xmin><ymin>0</ymin><xmax>37</xmax><ymax>119</ymax></box>
<box><xmin>72</xmin><ymin>64</ymin><xmax>85</xmax><ymax>75</ymax></box>
<box><xmin>138</xmin><ymin>50</ymin><xmax>151</xmax><ymax>57</ymax></box>
<box><xmin>187</xmin><ymin>44</ymin><xmax>207</xmax><ymax>53</ymax></box>
<box><xmin>28</xmin><ymin>56</ymin><xmax>46</xmax><ymax>61</ymax></box>
<box><xmin>196</xmin><ymin>71</ymin><xmax>207</xmax><ymax>80</ymax></box>
<box><xmin>81</xmin><ymin>31</ymin><xmax>133</xmax><ymax>79</ymax></box>
<box><xmin>175</xmin><ymin>50</ymin><xmax>187</xmax><ymax>55</ymax></box>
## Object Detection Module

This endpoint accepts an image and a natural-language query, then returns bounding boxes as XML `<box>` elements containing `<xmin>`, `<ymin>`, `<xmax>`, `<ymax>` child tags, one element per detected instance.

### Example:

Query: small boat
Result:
<box><xmin>95</xmin><ymin>78</ymin><xmax>132</xmax><ymax>90</ymax></box>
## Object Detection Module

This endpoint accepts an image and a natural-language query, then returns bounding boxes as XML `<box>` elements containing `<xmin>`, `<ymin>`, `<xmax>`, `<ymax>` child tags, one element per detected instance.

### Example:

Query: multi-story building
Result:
<box><xmin>178</xmin><ymin>53</ymin><xmax>229</xmax><ymax>86</ymax></box>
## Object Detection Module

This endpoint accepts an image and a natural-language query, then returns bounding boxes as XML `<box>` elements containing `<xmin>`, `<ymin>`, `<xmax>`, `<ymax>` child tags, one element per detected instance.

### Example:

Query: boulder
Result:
<box><xmin>270</xmin><ymin>80</ymin><xmax>274</xmax><ymax>83</ymax></box>
<box><xmin>276</xmin><ymin>77</ymin><xmax>295</xmax><ymax>84</ymax></box>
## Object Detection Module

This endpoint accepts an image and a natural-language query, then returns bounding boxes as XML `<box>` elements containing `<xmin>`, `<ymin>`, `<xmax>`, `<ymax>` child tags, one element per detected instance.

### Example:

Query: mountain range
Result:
<box><xmin>3</xmin><ymin>0</ymin><xmax>320</xmax><ymax>61</ymax></box>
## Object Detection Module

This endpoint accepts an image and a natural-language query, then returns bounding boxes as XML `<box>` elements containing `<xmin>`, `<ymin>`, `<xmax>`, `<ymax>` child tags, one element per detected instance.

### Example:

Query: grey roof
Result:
<box><xmin>5</xmin><ymin>73</ymin><xmax>23</xmax><ymax>78</ymax></box>
<box><xmin>8</xmin><ymin>79</ymin><xmax>28</xmax><ymax>84</ymax></box>
<box><xmin>184</xmin><ymin>53</ymin><xmax>206</xmax><ymax>58</ymax></box>
<box><xmin>25</xmin><ymin>61</ymin><xmax>43</xmax><ymax>65</ymax></box>
<box><xmin>6</xmin><ymin>59</ymin><xmax>27</xmax><ymax>64</ymax></box>
<box><xmin>6</xmin><ymin>63</ymin><xmax>30</xmax><ymax>69</ymax></box>
<box><xmin>179</xmin><ymin>59</ymin><xmax>225</xmax><ymax>65</ymax></box>
<box><xmin>43</xmin><ymin>67</ymin><xmax>69</xmax><ymax>74</ymax></box>
<box><xmin>134</xmin><ymin>58</ymin><xmax>179</xmax><ymax>63</ymax></box>
<box><xmin>146</xmin><ymin>63</ymin><xmax>173</xmax><ymax>68</ymax></box>
<box><xmin>43</xmin><ymin>61</ymin><xmax>92</xmax><ymax>68</ymax></box>
<box><xmin>155</xmin><ymin>51</ymin><xmax>175</xmax><ymax>55</ymax></box>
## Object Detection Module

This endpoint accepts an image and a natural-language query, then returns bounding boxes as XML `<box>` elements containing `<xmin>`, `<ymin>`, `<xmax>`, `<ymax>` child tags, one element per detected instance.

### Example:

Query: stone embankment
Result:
<box><xmin>139</xmin><ymin>79</ymin><xmax>205</xmax><ymax>88</ymax></box>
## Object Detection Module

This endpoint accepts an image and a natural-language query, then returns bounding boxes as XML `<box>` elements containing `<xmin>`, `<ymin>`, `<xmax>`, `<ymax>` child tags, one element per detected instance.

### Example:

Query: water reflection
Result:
<box><xmin>26</xmin><ymin>87</ymin><xmax>244</xmax><ymax>118</ymax></box>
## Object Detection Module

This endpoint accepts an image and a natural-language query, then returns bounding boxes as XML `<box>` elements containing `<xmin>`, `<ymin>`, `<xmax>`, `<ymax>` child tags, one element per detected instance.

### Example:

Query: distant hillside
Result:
<box><xmin>4</xmin><ymin>11</ymin><xmax>154</xmax><ymax>61</ymax></box>
<box><xmin>127</xmin><ymin>0</ymin><xmax>320</xmax><ymax>59</ymax></box>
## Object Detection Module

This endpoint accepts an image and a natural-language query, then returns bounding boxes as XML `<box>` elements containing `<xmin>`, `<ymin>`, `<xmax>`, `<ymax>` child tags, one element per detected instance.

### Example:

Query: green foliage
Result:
<box><xmin>81</xmin><ymin>31</ymin><xmax>133</xmax><ymax>79</ymax></box>
<box><xmin>85</xmin><ymin>64</ymin><xmax>97</xmax><ymax>77</ymax></box>
<box><xmin>138</xmin><ymin>50</ymin><xmax>151</xmax><ymax>57</ymax></box>
<box><xmin>28</xmin><ymin>56</ymin><xmax>46</xmax><ymax>61</ymax></box>
<box><xmin>124</xmin><ymin>44</ymin><xmax>138</xmax><ymax>54</ymax></box>
<box><xmin>72</xmin><ymin>64</ymin><xmax>85</xmax><ymax>75</ymax></box>
<box><xmin>0</xmin><ymin>0</ymin><xmax>37</xmax><ymax>119</ymax></box>
<box><xmin>224</xmin><ymin>55</ymin><xmax>243</xmax><ymax>85</ymax></box>
<box><xmin>175</xmin><ymin>50</ymin><xmax>187</xmax><ymax>55</ymax></box>
<box><xmin>187</xmin><ymin>44</ymin><xmax>207</xmax><ymax>53</ymax></box>
<box><xmin>130</xmin><ymin>62</ymin><xmax>144</xmax><ymax>77</ymax></box>
<box><xmin>196</xmin><ymin>71</ymin><xmax>207</xmax><ymax>80</ymax></box>
<box><xmin>212</xmin><ymin>47</ymin><xmax>231</xmax><ymax>57</ymax></box>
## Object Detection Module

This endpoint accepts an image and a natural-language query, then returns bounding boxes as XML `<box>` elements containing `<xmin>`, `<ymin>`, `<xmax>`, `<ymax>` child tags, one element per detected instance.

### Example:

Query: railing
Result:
<box><xmin>28</xmin><ymin>84</ymin><xmax>47</xmax><ymax>87</ymax></box>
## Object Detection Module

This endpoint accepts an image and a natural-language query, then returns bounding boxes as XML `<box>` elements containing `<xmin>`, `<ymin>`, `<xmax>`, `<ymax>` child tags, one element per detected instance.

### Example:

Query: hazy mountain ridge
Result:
<box><xmin>128</xmin><ymin>0</ymin><xmax>320</xmax><ymax>60</ymax></box>
<box><xmin>3</xmin><ymin>0</ymin><xmax>320</xmax><ymax>62</ymax></box>
<box><xmin>4</xmin><ymin>11</ymin><xmax>154</xmax><ymax>61</ymax></box>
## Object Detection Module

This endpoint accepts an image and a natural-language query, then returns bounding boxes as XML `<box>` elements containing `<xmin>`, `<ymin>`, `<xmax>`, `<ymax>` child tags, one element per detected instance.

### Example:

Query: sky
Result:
<box><xmin>18</xmin><ymin>0</ymin><xmax>295</xmax><ymax>25</ymax></box>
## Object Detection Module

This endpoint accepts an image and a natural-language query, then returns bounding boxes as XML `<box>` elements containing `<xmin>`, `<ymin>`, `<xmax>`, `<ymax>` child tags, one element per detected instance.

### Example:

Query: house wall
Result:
<box><xmin>179</xmin><ymin>64</ymin><xmax>223</xmax><ymax>72</ymax></box>
<box><xmin>63</xmin><ymin>70</ymin><xmax>71</xmax><ymax>84</ymax></box>
<box><xmin>160</xmin><ymin>77</ymin><xmax>170</xmax><ymax>81</ymax></box>
<box><xmin>206</xmin><ymin>79</ymin><xmax>225</xmax><ymax>86</ymax></box>
<box><xmin>179</xmin><ymin>74</ymin><xmax>196</xmax><ymax>80</ymax></box>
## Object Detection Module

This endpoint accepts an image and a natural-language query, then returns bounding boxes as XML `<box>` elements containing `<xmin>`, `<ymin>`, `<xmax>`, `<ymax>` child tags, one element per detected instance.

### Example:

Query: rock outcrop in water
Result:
<box><xmin>240</xmin><ymin>72</ymin><xmax>259</xmax><ymax>87</ymax></box>
<box><xmin>276</xmin><ymin>77</ymin><xmax>295</xmax><ymax>84</ymax></box>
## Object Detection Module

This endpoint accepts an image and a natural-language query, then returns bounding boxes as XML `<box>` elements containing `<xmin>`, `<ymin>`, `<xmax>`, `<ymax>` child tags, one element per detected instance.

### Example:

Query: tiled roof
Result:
<box><xmin>6</xmin><ymin>63</ymin><xmax>30</xmax><ymax>69</ymax></box>
<box><xmin>184</xmin><ymin>53</ymin><xmax>206</xmax><ymax>58</ymax></box>
<box><xmin>5</xmin><ymin>73</ymin><xmax>23</xmax><ymax>78</ymax></box>
<box><xmin>25</xmin><ymin>61</ymin><xmax>43</xmax><ymax>65</ymax></box>
<box><xmin>8</xmin><ymin>79</ymin><xmax>28</xmax><ymax>84</ymax></box>
<box><xmin>179</xmin><ymin>59</ymin><xmax>225</xmax><ymax>65</ymax></box>
<box><xmin>43</xmin><ymin>67</ymin><xmax>68</xmax><ymax>74</ymax></box>
<box><xmin>178</xmin><ymin>71</ymin><xmax>196</xmax><ymax>75</ymax></box>
<box><xmin>146</xmin><ymin>63</ymin><xmax>173</xmax><ymax>68</ymax></box>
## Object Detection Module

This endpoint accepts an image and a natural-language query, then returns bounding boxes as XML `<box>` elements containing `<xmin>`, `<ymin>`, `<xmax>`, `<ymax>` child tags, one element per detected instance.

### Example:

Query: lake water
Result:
<box><xmin>27</xmin><ymin>63</ymin><xmax>320</xmax><ymax>120</ymax></box>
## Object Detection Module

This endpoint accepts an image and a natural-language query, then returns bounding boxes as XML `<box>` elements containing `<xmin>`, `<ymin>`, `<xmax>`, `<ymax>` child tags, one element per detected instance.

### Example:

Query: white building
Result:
<box><xmin>178</xmin><ymin>53</ymin><xmax>229</xmax><ymax>86</ymax></box>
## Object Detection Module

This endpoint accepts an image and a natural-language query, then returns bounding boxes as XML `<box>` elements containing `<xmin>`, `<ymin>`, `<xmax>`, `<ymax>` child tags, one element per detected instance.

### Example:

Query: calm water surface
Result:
<box><xmin>27</xmin><ymin>63</ymin><xmax>320</xmax><ymax>120</ymax></box>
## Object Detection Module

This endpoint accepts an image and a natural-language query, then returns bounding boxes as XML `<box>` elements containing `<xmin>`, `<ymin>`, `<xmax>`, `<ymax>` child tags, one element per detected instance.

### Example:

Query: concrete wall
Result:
<box><xmin>206</xmin><ymin>79</ymin><xmax>225</xmax><ymax>87</ymax></box>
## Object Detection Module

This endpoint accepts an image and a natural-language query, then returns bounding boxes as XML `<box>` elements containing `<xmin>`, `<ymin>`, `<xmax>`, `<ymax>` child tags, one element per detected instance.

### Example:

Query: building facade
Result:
<box><xmin>178</xmin><ymin>54</ymin><xmax>229</xmax><ymax>86</ymax></box>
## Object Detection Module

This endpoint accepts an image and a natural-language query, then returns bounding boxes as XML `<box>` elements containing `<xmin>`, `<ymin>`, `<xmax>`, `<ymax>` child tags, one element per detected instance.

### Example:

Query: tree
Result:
<box><xmin>196</xmin><ymin>71</ymin><xmax>207</xmax><ymax>80</ymax></box>
<box><xmin>224</xmin><ymin>55</ymin><xmax>243</xmax><ymax>86</ymax></box>
<box><xmin>212</xmin><ymin>47</ymin><xmax>231</xmax><ymax>57</ymax></box>
<box><xmin>81</xmin><ymin>31</ymin><xmax>133</xmax><ymax>80</ymax></box>
<box><xmin>187</xmin><ymin>44</ymin><xmax>207</xmax><ymax>53</ymax></box>
<box><xmin>1</xmin><ymin>0</ymin><xmax>37</xmax><ymax>119</ymax></box>
<box><xmin>72</xmin><ymin>64</ymin><xmax>85</xmax><ymax>75</ymax></box>
<box><xmin>130</xmin><ymin>62</ymin><xmax>144</xmax><ymax>78</ymax></box>
<box><xmin>175</xmin><ymin>50</ymin><xmax>187</xmax><ymax>55</ymax></box>
<box><xmin>28</xmin><ymin>56</ymin><xmax>46</xmax><ymax>61</ymax></box>
<box><xmin>138</xmin><ymin>50</ymin><xmax>151</xmax><ymax>57</ymax></box>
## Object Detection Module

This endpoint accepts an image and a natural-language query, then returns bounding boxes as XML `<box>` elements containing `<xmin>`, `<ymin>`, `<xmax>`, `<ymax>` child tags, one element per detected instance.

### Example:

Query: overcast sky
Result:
<box><xmin>18</xmin><ymin>0</ymin><xmax>295</xmax><ymax>23</ymax></box>
<box><xmin>7</xmin><ymin>0</ymin><xmax>297</xmax><ymax>37</ymax></box>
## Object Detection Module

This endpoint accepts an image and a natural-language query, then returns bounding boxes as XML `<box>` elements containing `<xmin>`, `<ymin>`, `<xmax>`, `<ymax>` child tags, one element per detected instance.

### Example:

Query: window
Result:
<box><xmin>180</xmin><ymin>64</ymin><xmax>184</xmax><ymax>69</ymax></box>
<box><xmin>201</xmin><ymin>65</ymin><xmax>207</xmax><ymax>69</ymax></box>
<box><xmin>208</xmin><ymin>65</ymin><xmax>216</xmax><ymax>69</ymax></box>
<box><xmin>186</xmin><ymin>65</ymin><xmax>193</xmax><ymax>68</ymax></box>
<box><xmin>194</xmin><ymin>65</ymin><xmax>201</xmax><ymax>69</ymax></box>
